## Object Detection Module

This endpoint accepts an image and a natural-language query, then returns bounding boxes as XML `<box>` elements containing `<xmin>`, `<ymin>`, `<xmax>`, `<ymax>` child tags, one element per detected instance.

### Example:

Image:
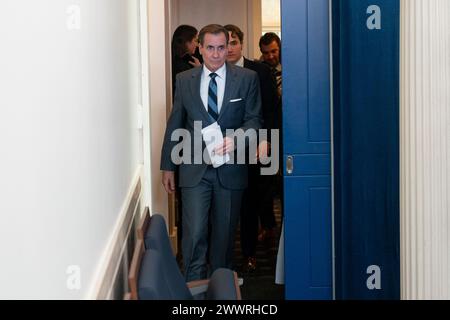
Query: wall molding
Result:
<box><xmin>400</xmin><ymin>0</ymin><xmax>450</xmax><ymax>300</ymax></box>
<box><xmin>85</xmin><ymin>167</ymin><xmax>143</xmax><ymax>300</ymax></box>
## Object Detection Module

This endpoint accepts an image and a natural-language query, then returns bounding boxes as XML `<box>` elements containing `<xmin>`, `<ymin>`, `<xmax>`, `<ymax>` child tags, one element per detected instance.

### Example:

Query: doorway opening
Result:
<box><xmin>166</xmin><ymin>0</ymin><xmax>284</xmax><ymax>300</ymax></box>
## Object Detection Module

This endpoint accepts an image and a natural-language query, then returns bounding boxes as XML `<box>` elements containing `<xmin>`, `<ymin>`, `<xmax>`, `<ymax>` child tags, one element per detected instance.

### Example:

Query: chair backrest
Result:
<box><xmin>206</xmin><ymin>268</ymin><xmax>242</xmax><ymax>300</ymax></box>
<box><xmin>138</xmin><ymin>248</ymin><xmax>193</xmax><ymax>300</ymax></box>
<box><xmin>143</xmin><ymin>214</ymin><xmax>193</xmax><ymax>299</ymax></box>
<box><xmin>128</xmin><ymin>212</ymin><xmax>241</xmax><ymax>300</ymax></box>
<box><xmin>143</xmin><ymin>214</ymin><xmax>173</xmax><ymax>255</ymax></box>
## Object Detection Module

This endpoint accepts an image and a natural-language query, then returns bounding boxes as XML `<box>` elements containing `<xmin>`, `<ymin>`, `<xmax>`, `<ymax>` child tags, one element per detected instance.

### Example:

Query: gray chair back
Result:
<box><xmin>140</xmin><ymin>214</ymin><xmax>192</xmax><ymax>300</ymax></box>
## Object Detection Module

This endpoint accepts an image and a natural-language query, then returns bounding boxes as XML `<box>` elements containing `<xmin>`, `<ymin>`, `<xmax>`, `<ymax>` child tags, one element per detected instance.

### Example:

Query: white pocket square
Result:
<box><xmin>230</xmin><ymin>98</ymin><xmax>243</xmax><ymax>103</ymax></box>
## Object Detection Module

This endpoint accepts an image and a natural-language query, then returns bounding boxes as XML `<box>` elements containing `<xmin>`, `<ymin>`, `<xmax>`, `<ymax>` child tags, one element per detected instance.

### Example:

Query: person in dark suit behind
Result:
<box><xmin>259</xmin><ymin>32</ymin><xmax>283</xmax><ymax>140</ymax></box>
<box><xmin>161</xmin><ymin>24</ymin><xmax>263</xmax><ymax>282</ymax></box>
<box><xmin>224</xmin><ymin>24</ymin><xmax>279</xmax><ymax>273</ymax></box>
<box><xmin>171</xmin><ymin>25</ymin><xmax>202</xmax><ymax>95</ymax></box>
<box><xmin>259</xmin><ymin>32</ymin><xmax>283</xmax><ymax>236</ymax></box>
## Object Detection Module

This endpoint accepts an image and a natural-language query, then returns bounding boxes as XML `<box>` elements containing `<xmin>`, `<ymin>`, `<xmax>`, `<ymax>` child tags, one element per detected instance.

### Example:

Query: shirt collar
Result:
<box><xmin>235</xmin><ymin>56</ymin><xmax>245</xmax><ymax>67</ymax></box>
<box><xmin>203</xmin><ymin>63</ymin><xmax>227</xmax><ymax>80</ymax></box>
<box><xmin>275</xmin><ymin>63</ymin><xmax>282</xmax><ymax>72</ymax></box>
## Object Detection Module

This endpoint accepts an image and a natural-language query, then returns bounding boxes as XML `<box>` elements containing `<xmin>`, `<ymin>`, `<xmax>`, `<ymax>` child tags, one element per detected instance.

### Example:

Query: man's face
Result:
<box><xmin>226</xmin><ymin>32</ymin><xmax>243</xmax><ymax>64</ymax></box>
<box><xmin>260</xmin><ymin>40</ymin><xmax>280</xmax><ymax>67</ymax></box>
<box><xmin>199</xmin><ymin>33</ymin><xmax>228</xmax><ymax>72</ymax></box>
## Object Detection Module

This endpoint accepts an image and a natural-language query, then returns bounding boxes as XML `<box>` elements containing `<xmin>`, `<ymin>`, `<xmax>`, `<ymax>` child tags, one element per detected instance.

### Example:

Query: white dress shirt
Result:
<box><xmin>201</xmin><ymin>63</ymin><xmax>226</xmax><ymax>113</ymax></box>
<box><xmin>235</xmin><ymin>56</ymin><xmax>245</xmax><ymax>68</ymax></box>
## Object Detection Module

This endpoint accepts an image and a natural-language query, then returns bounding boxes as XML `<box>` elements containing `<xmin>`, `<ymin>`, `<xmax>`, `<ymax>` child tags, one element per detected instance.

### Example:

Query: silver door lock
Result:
<box><xmin>286</xmin><ymin>156</ymin><xmax>294</xmax><ymax>175</ymax></box>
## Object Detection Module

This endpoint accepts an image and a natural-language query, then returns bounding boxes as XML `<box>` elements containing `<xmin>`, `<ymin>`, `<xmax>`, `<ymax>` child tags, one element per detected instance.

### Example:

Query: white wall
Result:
<box><xmin>170</xmin><ymin>0</ymin><xmax>262</xmax><ymax>60</ymax></box>
<box><xmin>0</xmin><ymin>0</ymin><xmax>142</xmax><ymax>299</ymax></box>
<box><xmin>400</xmin><ymin>0</ymin><xmax>450</xmax><ymax>300</ymax></box>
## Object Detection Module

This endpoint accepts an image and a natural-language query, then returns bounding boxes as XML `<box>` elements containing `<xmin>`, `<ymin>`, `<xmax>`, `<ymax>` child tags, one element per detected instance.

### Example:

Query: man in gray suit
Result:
<box><xmin>161</xmin><ymin>24</ymin><xmax>262</xmax><ymax>281</ymax></box>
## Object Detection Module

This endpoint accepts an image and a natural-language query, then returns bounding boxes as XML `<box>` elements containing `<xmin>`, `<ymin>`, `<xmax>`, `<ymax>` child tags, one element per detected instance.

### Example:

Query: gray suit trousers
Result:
<box><xmin>181</xmin><ymin>166</ymin><xmax>243</xmax><ymax>282</ymax></box>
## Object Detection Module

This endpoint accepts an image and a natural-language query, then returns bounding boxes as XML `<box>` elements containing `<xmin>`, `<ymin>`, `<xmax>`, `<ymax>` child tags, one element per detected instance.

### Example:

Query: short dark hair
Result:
<box><xmin>198</xmin><ymin>24</ymin><xmax>229</xmax><ymax>46</ymax></box>
<box><xmin>172</xmin><ymin>25</ymin><xmax>198</xmax><ymax>58</ymax></box>
<box><xmin>224</xmin><ymin>24</ymin><xmax>244</xmax><ymax>43</ymax></box>
<box><xmin>259</xmin><ymin>32</ymin><xmax>281</xmax><ymax>50</ymax></box>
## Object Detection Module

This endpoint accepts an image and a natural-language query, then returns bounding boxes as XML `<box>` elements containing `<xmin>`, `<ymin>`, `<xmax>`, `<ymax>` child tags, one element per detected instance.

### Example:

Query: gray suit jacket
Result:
<box><xmin>160</xmin><ymin>62</ymin><xmax>262</xmax><ymax>190</ymax></box>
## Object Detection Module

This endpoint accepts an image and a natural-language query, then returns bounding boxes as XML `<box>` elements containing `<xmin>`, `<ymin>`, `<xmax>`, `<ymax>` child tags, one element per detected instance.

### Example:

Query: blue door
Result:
<box><xmin>283</xmin><ymin>0</ymin><xmax>400</xmax><ymax>300</ymax></box>
<box><xmin>282</xmin><ymin>0</ymin><xmax>333</xmax><ymax>300</ymax></box>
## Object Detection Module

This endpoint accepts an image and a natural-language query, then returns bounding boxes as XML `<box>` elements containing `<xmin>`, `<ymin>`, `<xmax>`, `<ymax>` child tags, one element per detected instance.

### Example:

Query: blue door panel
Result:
<box><xmin>309</xmin><ymin>187</ymin><xmax>332</xmax><ymax>287</ymax></box>
<box><xmin>284</xmin><ymin>155</ymin><xmax>331</xmax><ymax>176</ymax></box>
<box><xmin>285</xmin><ymin>176</ymin><xmax>332</xmax><ymax>299</ymax></box>
<box><xmin>307</xmin><ymin>0</ymin><xmax>331</xmax><ymax>144</ymax></box>
<box><xmin>283</xmin><ymin>0</ymin><xmax>332</xmax><ymax>300</ymax></box>
<box><xmin>284</xmin><ymin>0</ymin><xmax>400</xmax><ymax>300</ymax></box>
<box><xmin>283</xmin><ymin>0</ymin><xmax>330</xmax><ymax>155</ymax></box>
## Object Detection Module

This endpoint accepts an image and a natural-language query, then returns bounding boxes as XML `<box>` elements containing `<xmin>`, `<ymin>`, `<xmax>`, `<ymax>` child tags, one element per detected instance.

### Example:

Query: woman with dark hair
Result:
<box><xmin>171</xmin><ymin>25</ymin><xmax>202</xmax><ymax>94</ymax></box>
<box><xmin>170</xmin><ymin>25</ymin><xmax>202</xmax><ymax>256</ymax></box>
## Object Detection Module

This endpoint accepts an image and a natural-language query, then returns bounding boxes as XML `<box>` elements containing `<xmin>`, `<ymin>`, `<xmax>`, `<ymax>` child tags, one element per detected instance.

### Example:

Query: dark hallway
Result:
<box><xmin>233</xmin><ymin>197</ymin><xmax>284</xmax><ymax>300</ymax></box>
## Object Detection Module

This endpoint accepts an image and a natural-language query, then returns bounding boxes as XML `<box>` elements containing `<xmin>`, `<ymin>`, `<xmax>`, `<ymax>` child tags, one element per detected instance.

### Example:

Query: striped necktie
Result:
<box><xmin>208</xmin><ymin>73</ymin><xmax>219</xmax><ymax>121</ymax></box>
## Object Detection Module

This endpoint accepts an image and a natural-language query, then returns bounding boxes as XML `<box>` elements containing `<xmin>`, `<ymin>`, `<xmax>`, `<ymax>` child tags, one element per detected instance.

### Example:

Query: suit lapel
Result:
<box><xmin>219</xmin><ymin>62</ymin><xmax>238</xmax><ymax>121</ymax></box>
<box><xmin>190</xmin><ymin>68</ymin><xmax>212</xmax><ymax>125</ymax></box>
<box><xmin>243</xmin><ymin>58</ymin><xmax>250</xmax><ymax>69</ymax></box>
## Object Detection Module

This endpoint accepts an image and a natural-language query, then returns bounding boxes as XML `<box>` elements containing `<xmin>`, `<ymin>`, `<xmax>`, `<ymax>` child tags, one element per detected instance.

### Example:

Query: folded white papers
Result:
<box><xmin>201</xmin><ymin>122</ymin><xmax>230</xmax><ymax>168</ymax></box>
